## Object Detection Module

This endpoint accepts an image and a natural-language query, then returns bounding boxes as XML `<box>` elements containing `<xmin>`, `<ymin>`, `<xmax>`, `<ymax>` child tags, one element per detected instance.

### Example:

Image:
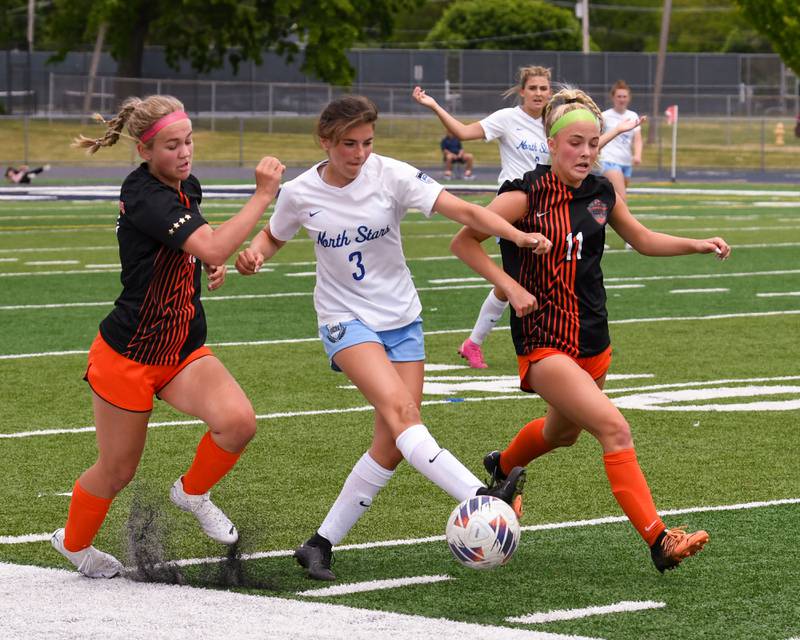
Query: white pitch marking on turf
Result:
<box><xmin>424</xmin><ymin>363</ymin><xmax>470</xmax><ymax>371</ymax></box>
<box><xmin>285</xmin><ymin>271</ymin><xmax>316</xmax><ymax>277</ymax></box>
<box><xmin>757</xmin><ymin>291</ymin><xmax>800</xmax><ymax>297</ymax></box>
<box><xmin>23</xmin><ymin>259</ymin><xmax>79</xmax><ymax>266</ymax></box>
<box><xmin>0</xmin><ymin>563</ymin><xmax>583</xmax><ymax>640</ymax></box>
<box><xmin>669</xmin><ymin>287</ymin><xmax>729</xmax><ymax>294</ymax></box>
<box><xmin>297</xmin><ymin>575</ymin><xmax>452</xmax><ymax>598</ymax></box>
<box><xmin>0</xmin><ymin>257</ymin><xmax>18</xmax><ymax>262</ymax></box>
<box><xmin>506</xmin><ymin>601</ymin><xmax>666</xmax><ymax>625</ymax></box>
<box><xmin>85</xmin><ymin>263</ymin><xmax>120</xmax><ymax>269</ymax></box>
<box><xmin>611</xmin><ymin>385</ymin><xmax>800</xmax><ymax>412</ymax></box>
<box><xmin>428</xmin><ymin>276</ymin><xmax>486</xmax><ymax>284</ymax></box>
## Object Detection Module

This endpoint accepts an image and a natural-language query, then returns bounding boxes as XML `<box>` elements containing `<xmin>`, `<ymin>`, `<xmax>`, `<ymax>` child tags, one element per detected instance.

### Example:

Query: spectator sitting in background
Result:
<box><xmin>5</xmin><ymin>164</ymin><xmax>50</xmax><ymax>184</ymax></box>
<box><xmin>440</xmin><ymin>133</ymin><xmax>474</xmax><ymax>180</ymax></box>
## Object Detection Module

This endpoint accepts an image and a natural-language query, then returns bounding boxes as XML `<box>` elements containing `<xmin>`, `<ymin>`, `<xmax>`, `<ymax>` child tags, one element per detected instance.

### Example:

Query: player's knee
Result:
<box><xmin>390</xmin><ymin>399</ymin><xmax>421</xmax><ymax>432</ymax></box>
<box><xmin>104</xmin><ymin>462</ymin><xmax>138</xmax><ymax>494</ymax></box>
<box><xmin>215</xmin><ymin>403</ymin><xmax>257</xmax><ymax>447</ymax></box>
<box><xmin>601</xmin><ymin>414</ymin><xmax>633</xmax><ymax>449</ymax></box>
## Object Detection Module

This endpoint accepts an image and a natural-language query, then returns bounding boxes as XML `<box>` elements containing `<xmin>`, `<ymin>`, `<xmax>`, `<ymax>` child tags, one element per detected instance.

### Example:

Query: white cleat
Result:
<box><xmin>169</xmin><ymin>478</ymin><xmax>238</xmax><ymax>545</ymax></box>
<box><xmin>51</xmin><ymin>528</ymin><xmax>123</xmax><ymax>578</ymax></box>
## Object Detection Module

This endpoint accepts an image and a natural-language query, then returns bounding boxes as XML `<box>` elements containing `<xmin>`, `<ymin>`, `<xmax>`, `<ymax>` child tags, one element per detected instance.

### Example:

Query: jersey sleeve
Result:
<box><xmin>268</xmin><ymin>187</ymin><xmax>302</xmax><ymax>242</ymax></box>
<box><xmin>497</xmin><ymin>173</ymin><xmax>532</xmax><ymax>197</ymax></box>
<box><xmin>479</xmin><ymin>108</ymin><xmax>510</xmax><ymax>142</ymax></box>
<box><xmin>386</xmin><ymin>159</ymin><xmax>444</xmax><ymax>217</ymax></box>
<box><xmin>123</xmin><ymin>181</ymin><xmax>206</xmax><ymax>251</ymax></box>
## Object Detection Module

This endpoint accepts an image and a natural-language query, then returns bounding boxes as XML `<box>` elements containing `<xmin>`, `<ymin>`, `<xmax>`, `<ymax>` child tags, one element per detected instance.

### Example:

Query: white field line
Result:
<box><xmin>506</xmin><ymin>600</ymin><xmax>666</xmax><ymax>625</ymax></box>
<box><xmin>296</xmin><ymin>574</ymin><xmax>452</xmax><ymax>598</ymax></box>
<box><xmin>0</xmin><ymin>564</ymin><xmax>579</xmax><ymax>640</ymax></box>
<box><xmin>757</xmin><ymin>292</ymin><xmax>800</xmax><ymax>298</ymax></box>
<box><xmin>2</xmin><ymin>309</ymin><xmax>800</xmax><ymax>360</ymax></box>
<box><xmin>669</xmin><ymin>288</ymin><xmax>729</xmax><ymax>294</ymax></box>
<box><xmin>2</xmin><ymin>267</ymin><xmax>800</xmax><ymax>311</ymax></box>
<box><xmin>2</xmin><ymin>374</ymin><xmax>798</xmax><ymax>441</ymax></box>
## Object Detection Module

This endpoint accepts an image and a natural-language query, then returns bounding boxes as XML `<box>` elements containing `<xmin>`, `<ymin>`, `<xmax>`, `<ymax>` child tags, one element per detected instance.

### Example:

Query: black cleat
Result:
<box><xmin>295</xmin><ymin>538</ymin><xmax>336</xmax><ymax>581</ymax></box>
<box><xmin>483</xmin><ymin>450</ymin><xmax>507</xmax><ymax>488</ymax></box>
<box><xmin>477</xmin><ymin>465</ymin><xmax>526</xmax><ymax>519</ymax></box>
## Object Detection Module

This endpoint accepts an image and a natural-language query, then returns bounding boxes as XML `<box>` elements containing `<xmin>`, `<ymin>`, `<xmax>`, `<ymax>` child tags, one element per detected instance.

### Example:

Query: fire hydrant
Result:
<box><xmin>774</xmin><ymin>121</ymin><xmax>785</xmax><ymax>146</ymax></box>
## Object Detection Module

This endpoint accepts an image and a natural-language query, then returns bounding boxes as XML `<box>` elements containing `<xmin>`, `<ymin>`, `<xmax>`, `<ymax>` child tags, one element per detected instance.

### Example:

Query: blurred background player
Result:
<box><xmin>451</xmin><ymin>86</ymin><xmax>729</xmax><ymax>573</ymax></box>
<box><xmin>440</xmin><ymin>132</ymin><xmax>474</xmax><ymax>180</ymax></box>
<box><xmin>414</xmin><ymin>68</ymin><xmax>641</xmax><ymax>369</ymax></box>
<box><xmin>51</xmin><ymin>95</ymin><xmax>285</xmax><ymax>578</ymax></box>
<box><xmin>236</xmin><ymin>95</ymin><xmax>549</xmax><ymax>581</ymax></box>
<box><xmin>4</xmin><ymin>164</ymin><xmax>50</xmax><ymax>183</ymax></box>
<box><xmin>600</xmin><ymin>80</ymin><xmax>644</xmax><ymax>203</ymax></box>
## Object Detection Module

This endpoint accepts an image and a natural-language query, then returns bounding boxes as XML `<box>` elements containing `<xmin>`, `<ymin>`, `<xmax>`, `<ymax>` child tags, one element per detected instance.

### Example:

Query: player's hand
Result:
<box><xmin>254</xmin><ymin>156</ymin><xmax>285</xmax><ymax>200</ymax></box>
<box><xmin>412</xmin><ymin>86</ymin><xmax>438</xmax><ymax>109</ymax></box>
<box><xmin>617</xmin><ymin>115</ymin><xmax>646</xmax><ymax>134</ymax></box>
<box><xmin>507</xmin><ymin>285</ymin><xmax>538</xmax><ymax>317</ymax></box>
<box><xmin>516</xmin><ymin>231</ymin><xmax>552</xmax><ymax>254</ymax></box>
<box><xmin>204</xmin><ymin>263</ymin><xmax>227</xmax><ymax>290</ymax></box>
<box><xmin>235</xmin><ymin>248</ymin><xmax>265</xmax><ymax>275</ymax></box>
<box><xmin>696</xmin><ymin>237</ymin><xmax>731</xmax><ymax>260</ymax></box>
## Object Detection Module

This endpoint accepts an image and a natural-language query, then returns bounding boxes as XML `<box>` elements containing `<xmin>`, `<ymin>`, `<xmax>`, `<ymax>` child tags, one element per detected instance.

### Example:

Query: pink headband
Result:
<box><xmin>140</xmin><ymin>111</ymin><xmax>190</xmax><ymax>143</ymax></box>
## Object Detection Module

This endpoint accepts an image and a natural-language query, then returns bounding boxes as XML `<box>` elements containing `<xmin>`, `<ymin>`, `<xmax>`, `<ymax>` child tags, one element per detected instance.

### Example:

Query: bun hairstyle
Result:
<box><xmin>316</xmin><ymin>95</ymin><xmax>379</xmax><ymax>145</ymax></box>
<box><xmin>502</xmin><ymin>65</ymin><xmax>552</xmax><ymax>100</ymax></box>
<box><xmin>73</xmin><ymin>95</ymin><xmax>185</xmax><ymax>155</ymax></box>
<box><xmin>542</xmin><ymin>86</ymin><xmax>603</xmax><ymax>138</ymax></box>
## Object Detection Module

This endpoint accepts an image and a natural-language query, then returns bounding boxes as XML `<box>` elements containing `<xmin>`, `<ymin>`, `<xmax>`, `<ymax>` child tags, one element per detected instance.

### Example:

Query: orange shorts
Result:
<box><xmin>84</xmin><ymin>332</ymin><xmax>213</xmax><ymax>412</ymax></box>
<box><xmin>517</xmin><ymin>345</ymin><xmax>612</xmax><ymax>393</ymax></box>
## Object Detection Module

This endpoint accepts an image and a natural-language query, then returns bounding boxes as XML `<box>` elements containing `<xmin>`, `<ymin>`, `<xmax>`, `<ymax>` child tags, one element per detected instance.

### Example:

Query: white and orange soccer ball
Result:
<box><xmin>445</xmin><ymin>495</ymin><xmax>521</xmax><ymax>569</ymax></box>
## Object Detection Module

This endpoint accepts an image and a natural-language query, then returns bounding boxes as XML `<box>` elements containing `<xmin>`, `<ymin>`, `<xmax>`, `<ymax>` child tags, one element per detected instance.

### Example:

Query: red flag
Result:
<box><xmin>665</xmin><ymin>104</ymin><xmax>678</xmax><ymax>125</ymax></box>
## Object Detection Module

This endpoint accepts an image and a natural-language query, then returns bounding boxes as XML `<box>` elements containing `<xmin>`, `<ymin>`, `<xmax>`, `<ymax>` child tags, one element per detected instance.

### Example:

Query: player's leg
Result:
<box><xmin>460</xmin><ymin>286</ymin><xmax>509</xmax><ymax>368</ymax></box>
<box><xmin>52</xmin><ymin>392</ymin><xmax>149</xmax><ymax>578</ymax></box>
<box><xmin>527</xmin><ymin>354</ymin><xmax>707</xmax><ymax>570</ymax></box>
<box><xmin>159</xmin><ymin>354</ymin><xmax>256</xmax><ymax>544</ymax></box>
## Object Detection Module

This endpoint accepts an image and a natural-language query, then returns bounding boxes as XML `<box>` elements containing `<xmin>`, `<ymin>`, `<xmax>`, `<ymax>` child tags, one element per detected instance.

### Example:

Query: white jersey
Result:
<box><xmin>600</xmin><ymin>108</ymin><xmax>640</xmax><ymax>166</ymax></box>
<box><xmin>479</xmin><ymin>106</ymin><xmax>549</xmax><ymax>185</ymax></box>
<box><xmin>269</xmin><ymin>154</ymin><xmax>444</xmax><ymax>331</ymax></box>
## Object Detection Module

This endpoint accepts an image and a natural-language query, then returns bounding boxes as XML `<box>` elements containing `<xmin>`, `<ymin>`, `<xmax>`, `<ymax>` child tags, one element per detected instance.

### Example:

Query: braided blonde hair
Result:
<box><xmin>502</xmin><ymin>65</ymin><xmax>552</xmax><ymax>100</ymax></box>
<box><xmin>73</xmin><ymin>95</ymin><xmax>185</xmax><ymax>155</ymax></box>
<box><xmin>543</xmin><ymin>86</ymin><xmax>603</xmax><ymax>138</ymax></box>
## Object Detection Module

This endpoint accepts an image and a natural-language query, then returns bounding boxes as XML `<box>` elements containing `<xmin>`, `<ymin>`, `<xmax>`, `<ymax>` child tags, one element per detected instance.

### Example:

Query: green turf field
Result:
<box><xmin>1</xmin><ymin>187</ymin><xmax>799</xmax><ymax>639</ymax></box>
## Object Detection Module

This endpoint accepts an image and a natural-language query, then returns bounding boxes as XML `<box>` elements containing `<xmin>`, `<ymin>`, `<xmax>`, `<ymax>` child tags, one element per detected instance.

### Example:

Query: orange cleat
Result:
<box><xmin>650</xmin><ymin>526</ymin><xmax>709</xmax><ymax>573</ymax></box>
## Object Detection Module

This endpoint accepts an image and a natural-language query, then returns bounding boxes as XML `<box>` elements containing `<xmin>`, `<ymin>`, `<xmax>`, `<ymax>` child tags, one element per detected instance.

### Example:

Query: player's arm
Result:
<box><xmin>449</xmin><ymin>191</ymin><xmax>542</xmax><ymax>317</ymax></box>
<box><xmin>412</xmin><ymin>87</ymin><xmax>486</xmax><ymax>140</ymax></box>
<box><xmin>632</xmin><ymin>127</ymin><xmax>643</xmax><ymax>164</ymax></box>
<box><xmin>610</xmin><ymin>199</ymin><xmax>730</xmax><ymax>259</ymax></box>
<box><xmin>235</xmin><ymin>225</ymin><xmax>286</xmax><ymax>275</ymax></box>
<box><xmin>599</xmin><ymin>115</ymin><xmax>647</xmax><ymax>151</ymax></box>
<box><xmin>182</xmin><ymin>156</ymin><xmax>284</xmax><ymax>265</ymax></box>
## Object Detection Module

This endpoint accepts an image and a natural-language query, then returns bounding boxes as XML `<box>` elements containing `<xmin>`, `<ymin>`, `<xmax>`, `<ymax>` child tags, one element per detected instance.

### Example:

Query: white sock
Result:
<box><xmin>395</xmin><ymin>424</ymin><xmax>483</xmax><ymax>501</ymax></box>
<box><xmin>470</xmin><ymin>289</ymin><xmax>509</xmax><ymax>344</ymax></box>
<box><xmin>317</xmin><ymin>452</ymin><xmax>394</xmax><ymax>545</ymax></box>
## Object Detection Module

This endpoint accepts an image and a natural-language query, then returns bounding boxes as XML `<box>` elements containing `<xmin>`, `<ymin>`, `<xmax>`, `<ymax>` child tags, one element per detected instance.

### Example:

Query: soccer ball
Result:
<box><xmin>445</xmin><ymin>495</ymin><xmax>520</xmax><ymax>569</ymax></box>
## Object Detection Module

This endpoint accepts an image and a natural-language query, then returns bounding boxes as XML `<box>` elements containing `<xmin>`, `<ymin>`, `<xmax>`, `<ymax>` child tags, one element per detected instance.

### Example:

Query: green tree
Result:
<box><xmin>734</xmin><ymin>0</ymin><xmax>800</xmax><ymax>74</ymax></box>
<box><xmin>588</xmin><ymin>0</ymin><xmax>660</xmax><ymax>52</ymax></box>
<box><xmin>45</xmin><ymin>0</ymin><xmax>417</xmax><ymax>84</ymax></box>
<box><xmin>424</xmin><ymin>0</ymin><xmax>582</xmax><ymax>50</ymax></box>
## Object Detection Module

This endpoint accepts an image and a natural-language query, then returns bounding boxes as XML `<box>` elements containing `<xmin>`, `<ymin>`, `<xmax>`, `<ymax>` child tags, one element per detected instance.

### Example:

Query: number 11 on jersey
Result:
<box><xmin>566</xmin><ymin>231</ymin><xmax>583</xmax><ymax>261</ymax></box>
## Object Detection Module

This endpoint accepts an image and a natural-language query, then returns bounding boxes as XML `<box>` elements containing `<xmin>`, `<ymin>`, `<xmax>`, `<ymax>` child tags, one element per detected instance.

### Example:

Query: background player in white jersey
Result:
<box><xmin>600</xmin><ymin>80</ymin><xmax>643</xmax><ymax>202</ymax></box>
<box><xmin>236</xmin><ymin>95</ymin><xmax>551</xmax><ymax>581</ymax></box>
<box><xmin>413</xmin><ymin>70</ymin><xmax>644</xmax><ymax>369</ymax></box>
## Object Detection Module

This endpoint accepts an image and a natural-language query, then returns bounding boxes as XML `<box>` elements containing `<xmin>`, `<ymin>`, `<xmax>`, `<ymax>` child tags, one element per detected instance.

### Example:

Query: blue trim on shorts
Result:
<box><xmin>319</xmin><ymin>318</ymin><xmax>425</xmax><ymax>372</ymax></box>
<box><xmin>601</xmin><ymin>161</ymin><xmax>632</xmax><ymax>178</ymax></box>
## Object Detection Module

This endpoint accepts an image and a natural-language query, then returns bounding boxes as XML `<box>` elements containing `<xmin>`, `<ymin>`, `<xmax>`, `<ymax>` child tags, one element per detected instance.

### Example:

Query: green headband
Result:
<box><xmin>549</xmin><ymin>108</ymin><xmax>599</xmax><ymax>137</ymax></box>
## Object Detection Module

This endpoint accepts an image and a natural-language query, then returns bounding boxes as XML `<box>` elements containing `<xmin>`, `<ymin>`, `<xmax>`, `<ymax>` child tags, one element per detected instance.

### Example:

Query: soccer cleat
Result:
<box><xmin>50</xmin><ymin>528</ymin><xmax>123</xmax><ymax>579</ymax></box>
<box><xmin>458</xmin><ymin>338</ymin><xmax>488</xmax><ymax>369</ymax></box>
<box><xmin>295</xmin><ymin>540</ymin><xmax>336</xmax><ymax>581</ymax></box>
<box><xmin>650</xmin><ymin>526</ymin><xmax>709</xmax><ymax>573</ymax></box>
<box><xmin>169</xmin><ymin>478</ymin><xmax>238</xmax><ymax>545</ymax></box>
<box><xmin>483</xmin><ymin>450</ymin><xmax>508</xmax><ymax>487</ymax></box>
<box><xmin>477</xmin><ymin>466</ymin><xmax>526</xmax><ymax>519</ymax></box>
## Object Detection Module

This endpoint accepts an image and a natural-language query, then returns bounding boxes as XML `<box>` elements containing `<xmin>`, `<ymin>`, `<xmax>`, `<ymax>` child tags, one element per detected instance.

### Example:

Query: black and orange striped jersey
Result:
<box><xmin>498</xmin><ymin>165</ymin><xmax>616</xmax><ymax>358</ymax></box>
<box><xmin>99</xmin><ymin>163</ymin><xmax>208</xmax><ymax>366</ymax></box>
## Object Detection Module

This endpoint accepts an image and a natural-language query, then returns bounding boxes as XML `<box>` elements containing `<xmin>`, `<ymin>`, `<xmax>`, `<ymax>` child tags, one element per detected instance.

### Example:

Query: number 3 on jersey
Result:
<box><xmin>349</xmin><ymin>250</ymin><xmax>366</xmax><ymax>281</ymax></box>
<box><xmin>566</xmin><ymin>231</ymin><xmax>583</xmax><ymax>261</ymax></box>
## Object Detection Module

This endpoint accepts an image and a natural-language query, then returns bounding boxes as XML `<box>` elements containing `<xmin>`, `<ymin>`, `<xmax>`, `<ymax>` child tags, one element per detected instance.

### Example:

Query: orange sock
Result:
<box><xmin>500</xmin><ymin>418</ymin><xmax>554</xmax><ymax>475</ymax></box>
<box><xmin>181</xmin><ymin>432</ymin><xmax>242</xmax><ymax>495</ymax></box>
<box><xmin>63</xmin><ymin>480</ymin><xmax>113</xmax><ymax>552</ymax></box>
<box><xmin>603</xmin><ymin>448</ymin><xmax>665</xmax><ymax>546</ymax></box>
